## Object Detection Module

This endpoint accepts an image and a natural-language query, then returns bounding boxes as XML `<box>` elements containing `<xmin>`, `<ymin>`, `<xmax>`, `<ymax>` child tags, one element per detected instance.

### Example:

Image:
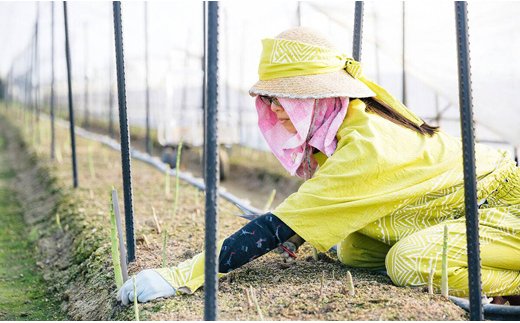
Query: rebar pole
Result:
<box><xmin>434</xmin><ymin>93</ymin><xmax>441</xmax><ymax>125</ymax></box>
<box><xmin>63</xmin><ymin>2</ymin><xmax>79</xmax><ymax>188</ymax></box>
<box><xmin>402</xmin><ymin>2</ymin><xmax>407</xmax><ymax>106</ymax></box>
<box><xmin>372</xmin><ymin>7</ymin><xmax>381</xmax><ymax>83</ymax></box>
<box><xmin>50</xmin><ymin>2</ymin><xmax>56</xmax><ymax>160</ymax></box>
<box><xmin>224</xmin><ymin>9</ymin><xmax>231</xmax><ymax>129</ymax></box>
<box><xmin>83</xmin><ymin>22</ymin><xmax>90</xmax><ymax>127</ymax></box>
<box><xmin>181</xmin><ymin>31</ymin><xmax>190</xmax><ymax>132</ymax></box>
<box><xmin>5</xmin><ymin>68</ymin><xmax>11</xmax><ymax>110</ymax></box>
<box><xmin>108</xmin><ymin>39</ymin><xmax>115</xmax><ymax>138</ymax></box>
<box><xmin>237</xmin><ymin>21</ymin><xmax>245</xmax><ymax>144</ymax></box>
<box><xmin>29</xmin><ymin>29</ymin><xmax>35</xmax><ymax>136</ymax></box>
<box><xmin>454</xmin><ymin>2</ymin><xmax>483</xmax><ymax>320</ymax></box>
<box><xmin>297</xmin><ymin>1</ymin><xmax>302</xmax><ymax>26</ymax></box>
<box><xmin>4</xmin><ymin>68</ymin><xmax>9</xmax><ymax>109</ymax></box>
<box><xmin>113</xmin><ymin>1</ymin><xmax>136</xmax><ymax>263</ymax></box>
<box><xmin>35</xmin><ymin>2</ymin><xmax>41</xmax><ymax>144</ymax></box>
<box><xmin>352</xmin><ymin>1</ymin><xmax>364</xmax><ymax>61</ymax></box>
<box><xmin>10</xmin><ymin>66</ymin><xmax>13</xmax><ymax>110</ymax></box>
<box><xmin>204</xmin><ymin>1</ymin><xmax>220</xmax><ymax>320</ymax></box>
<box><xmin>23</xmin><ymin>58</ymin><xmax>29</xmax><ymax>124</ymax></box>
<box><xmin>144</xmin><ymin>2</ymin><xmax>151</xmax><ymax>154</ymax></box>
<box><xmin>202</xmin><ymin>1</ymin><xmax>207</xmax><ymax>181</ymax></box>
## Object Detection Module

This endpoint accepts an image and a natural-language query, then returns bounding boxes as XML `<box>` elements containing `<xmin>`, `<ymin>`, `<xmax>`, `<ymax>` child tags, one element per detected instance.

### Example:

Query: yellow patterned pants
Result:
<box><xmin>338</xmin><ymin>169</ymin><xmax>520</xmax><ymax>297</ymax></box>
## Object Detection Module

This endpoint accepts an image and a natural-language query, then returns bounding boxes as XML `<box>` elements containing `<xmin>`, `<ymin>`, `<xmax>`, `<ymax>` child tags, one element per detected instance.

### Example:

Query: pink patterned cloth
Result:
<box><xmin>255</xmin><ymin>96</ymin><xmax>349</xmax><ymax>179</ymax></box>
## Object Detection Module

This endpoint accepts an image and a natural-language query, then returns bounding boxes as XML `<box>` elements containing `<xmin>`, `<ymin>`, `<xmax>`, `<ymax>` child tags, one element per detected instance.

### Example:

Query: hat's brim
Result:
<box><xmin>249</xmin><ymin>69</ymin><xmax>375</xmax><ymax>99</ymax></box>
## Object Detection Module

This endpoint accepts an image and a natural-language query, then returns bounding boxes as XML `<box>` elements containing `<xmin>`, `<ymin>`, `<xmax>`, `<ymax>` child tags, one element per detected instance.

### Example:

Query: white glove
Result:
<box><xmin>117</xmin><ymin>269</ymin><xmax>176</xmax><ymax>305</ymax></box>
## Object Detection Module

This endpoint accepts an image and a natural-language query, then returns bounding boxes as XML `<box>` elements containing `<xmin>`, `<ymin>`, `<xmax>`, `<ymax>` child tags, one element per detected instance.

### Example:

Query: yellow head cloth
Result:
<box><xmin>258</xmin><ymin>38</ymin><xmax>424</xmax><ymax>127</ymax></box>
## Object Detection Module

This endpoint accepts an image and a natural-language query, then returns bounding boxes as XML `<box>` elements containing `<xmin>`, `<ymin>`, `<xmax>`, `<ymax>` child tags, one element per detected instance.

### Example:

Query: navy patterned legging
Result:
<box><xmin>218</xmin><ymin>212</ymin><xmax>295</xmax><ymax>273</ymax></box>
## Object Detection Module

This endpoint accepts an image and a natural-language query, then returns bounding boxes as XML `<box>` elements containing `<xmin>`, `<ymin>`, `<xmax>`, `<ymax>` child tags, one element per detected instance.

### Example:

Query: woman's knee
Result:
<box><xmin>337</xmin><ymin>232</ymin><xmax>389</xmax><ymax>270</ymax></box>
<box><xmin>385</xmin><ymin>234</ymin><xmax>430</xmax><ymax>288</ymax></box>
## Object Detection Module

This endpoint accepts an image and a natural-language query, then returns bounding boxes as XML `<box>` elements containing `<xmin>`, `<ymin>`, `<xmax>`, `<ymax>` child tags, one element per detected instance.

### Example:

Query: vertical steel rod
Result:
<box><xmin>402</xmin><ymin>2</ymin><xmax>407</xmax><ymax>105</ymax></box>
<box><xmin>24</xmin><ymin>48</ymin><xmax>30</xmax><ymax>126</ymax></box>
<box><xmin>352</xmin><ymin>1</ymin><xmax>364</xmax><ymax>61</ymax></box>
<box><xmin>224</xmin><ymin>9</ymin><xmax>231</xmax><ymax>127</ymax></box>
<box><xmin>5</xmin><ymin>68</ymin><xmax>11</xmax><ymax>110</ymax></box>
<box><xmin>372</xmin><ymin>7</ymin><xmax>381</xmax><ymax>83</ymax></box>
<box><xmin>23</xmin><ymin>55</ymin><xmax>29</xmax><ymax>124</ymax></box>
<box><xmin>181</xmin><ymin>33</ymin><xmax>190</xmax><ymax>129</ymax></box>
<box><xmin>50</xmin><ymin>2</ymin><xmax>56</xmax><ymax>160</ymax></box>
<box><xmin>454</xmin><ymin>2</ymin><xmax>483</xmax><ymax>320</ymax></box>
<box><xmin>113</xmin><ymin>1</ymin><xmax>136</xmax><ymax>263</ymax></box>
<box><xmin>434</xmin><ymin>93</ymin><xmax>441</xmax><ymax>125</ymax></box>
<box><xmin>63</xmin><ymin>2</ymin><xmax>79</xmax><ymax>188</ymax></box>
<box><xmin>202</xmin><ymin>1</ymin><xmax>207</xmax><ymax>181</ymax></box>
<box><xmin>34</xmin><ymin>2</ymin><xmax>41</xmax><ymax>144</ymax></box>
<box><xmin>108</xmin><ymin>42</ymin><xmax>115</xmax><ymax>138</ymax></box>
<box><xmin>297</xmin><ymin>2</ymin><xmax>302</xmax><ymax>26</ymax></box>
<box><xmin>204</xmin><ymin>1</ymin><xmax>220</xmax><ymax>320</ymax></box>
<box><xmin>237</xmin><ymin>21</ymin><xmax>245</xmax><ymax>144</ymax></box>
<box><xmin>144</xmin><ymin>2</ymin><xmax>151</xmax><ymax>154</ymax></box>
<box><xmin>83</xmin><ymin>22</ymin><xmax>90</xmax><ymax>127</ymax></box>
<box><xmin>29</xmin><ymin>27</ymin><xmax>35</xmax><ymax>136</ymax></box>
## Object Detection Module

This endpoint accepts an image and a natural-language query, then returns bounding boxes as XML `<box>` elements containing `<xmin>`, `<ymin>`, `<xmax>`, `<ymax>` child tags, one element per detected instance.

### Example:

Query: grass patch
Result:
<box><xmin>0</xmin><ymin>133</ymin><xmax>65</xmax><ymax>320</ymax></box>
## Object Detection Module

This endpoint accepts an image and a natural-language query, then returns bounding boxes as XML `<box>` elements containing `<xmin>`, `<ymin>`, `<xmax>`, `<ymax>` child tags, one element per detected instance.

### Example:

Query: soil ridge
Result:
<box><xmin>0</xmin><ymin>115</ymin><xmax>126</xmax><ymax>320</ymax></box>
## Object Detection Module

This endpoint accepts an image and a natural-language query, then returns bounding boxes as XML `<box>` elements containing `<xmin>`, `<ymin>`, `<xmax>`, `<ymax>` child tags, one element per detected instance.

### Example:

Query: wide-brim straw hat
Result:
<box><xmin>249</xmin><ymin>27</ymin><xmax>375</xmax><ymax>99</ymax></box>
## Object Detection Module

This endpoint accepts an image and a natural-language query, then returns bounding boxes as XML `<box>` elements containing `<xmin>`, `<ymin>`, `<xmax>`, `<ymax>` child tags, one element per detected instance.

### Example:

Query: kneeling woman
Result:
<box><xmin>118</xmin><ymin>27</ymin><xmax>520</xmax><ymax>305</ymax></box>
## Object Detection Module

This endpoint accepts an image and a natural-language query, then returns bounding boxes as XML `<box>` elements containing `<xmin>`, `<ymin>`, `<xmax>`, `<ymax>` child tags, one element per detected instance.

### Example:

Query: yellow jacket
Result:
<box><xmin>273</xmin><ymin>99</ymin><xmax>515</xmax><ymax>252</ymax></box>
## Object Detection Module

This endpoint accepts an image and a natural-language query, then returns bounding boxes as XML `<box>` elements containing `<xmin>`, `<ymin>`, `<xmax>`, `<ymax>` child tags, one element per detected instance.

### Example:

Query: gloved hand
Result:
<box><xmin>274</xmin><ymin>234</ymin><xmax>305</xmax><ymax>263</ymax></box>
<box><xmin>274</xmin><ymin>241</ymin><xmax>298</xmax><ymax>263</ymax></box>
<box><xmin>117</xmin><ymin>269</ymin><xmax>176</xmax><ymax>305</ymax></box>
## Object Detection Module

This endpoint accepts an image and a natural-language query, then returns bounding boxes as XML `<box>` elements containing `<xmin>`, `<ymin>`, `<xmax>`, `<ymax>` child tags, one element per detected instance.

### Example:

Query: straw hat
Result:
<box><xmin>249</xmin><ymin>27</ymin><xmax>375</xmax><ymax>99</ymax></box>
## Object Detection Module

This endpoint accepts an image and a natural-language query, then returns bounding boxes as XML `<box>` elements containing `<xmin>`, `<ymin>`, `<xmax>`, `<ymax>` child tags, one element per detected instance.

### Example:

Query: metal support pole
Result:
<box><xmin>50</xmin><ymin>2</ymin><xmax>56</xmax><ymax>160</ymax></box>
<box><xmin>297</xmin><ymin>2</ymin><xmax>302</xmax><ymax>26</ymax></box>
<box><xmin>144</xmin><ymin>2</ymin><xmax>151</xmax><ymax>154</ymax></box>
<box><xmin>352</xmin><ymin>1</ymin><xmax>364</xmax><ymax>61</ymax></box>
<box><xmin>237</xmin><ymin>21</ymin><xmax>245</xmax><ymax>144</ymax></box>
<box><xmin>434</xmin><ymin>93</ymin><xmax>441</xmax><ymax>125</ymax></box>
<box><xmin>224</xmin><ymin>9</ymin><xmax>231</xmax><ymax>129</ymax></box>
<box><xmin>29</xmin><ymin>29</ymin><xmax>35</xmax><ymax>136</ymax></box>
<box><xmin>34</xmin><ymin>2</ymin><xmax>41</xmax><ymax>144</ymax></box>
<box><xmin>108</xmin><ymin>47</ymin><xmax>115</xmax><ymax>138</ymax></box>
<box><xmin>181</xmin><ymin>32</ymin><xmax>190</xmax><ymax>132</ymax></box>
<box><xmin>23</xmin><ymin>59</ymin><xmax>29</xmax><ymax>124</ymax></box>
<box><xmin>63</xmin><ymin>2</ymin><xmax>79</xmax><ymax>188</ymax></box>
<box><xmin>5</xmin><ymin>69</ymin><xmax>10</xmax><ymax>110</ymax></box>
<box><xmin>204</xmin><ymin>2</ymin><xmax>219</xmax><ymax>320</ymax></box>
<box><xmin>454</xmin><ymin>2</ymin><xmax>483</xmax><ymax>320</ymax></box>
<box><xmin>83</xmin><ymin>22</ymin><xmax>90</xmax><ymax>127</ymax></box>
<box><xmin>372</xmin><ymin>7</ymin><xmax>381</xmax><ymax>83</ymax></box>
<box><xmin>113</xmin><ymin>1</ymin><xmax>136</xmax><ymax>263</ymax></box>
<box><xmin>202</xmin><ymin>1</ymin><xmax>207</xmax><ymax>181</ymax></box>
<box><xmin>402</xmin><ymin>2</ymin><xmax>407</xmax><ymax>106</ymax></box>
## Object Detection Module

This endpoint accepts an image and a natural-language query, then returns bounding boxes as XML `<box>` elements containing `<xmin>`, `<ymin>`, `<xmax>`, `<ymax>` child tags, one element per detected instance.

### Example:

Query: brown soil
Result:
<box><xmin>0</xmin><ymin>109</ymin><xmax>469</xmax><ymax>320</ymax></box>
